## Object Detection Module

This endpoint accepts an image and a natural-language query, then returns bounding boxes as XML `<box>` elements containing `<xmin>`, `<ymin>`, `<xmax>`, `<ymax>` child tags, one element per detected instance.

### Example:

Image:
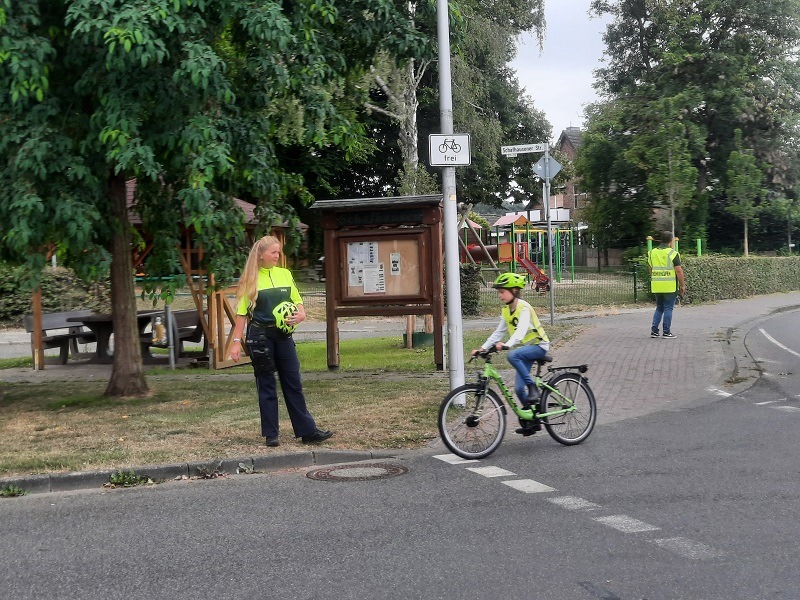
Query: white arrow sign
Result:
<box><xmin>501</xmin><ymin>143</ymin><xmax>548</xmax><ymax>155</ymax></box>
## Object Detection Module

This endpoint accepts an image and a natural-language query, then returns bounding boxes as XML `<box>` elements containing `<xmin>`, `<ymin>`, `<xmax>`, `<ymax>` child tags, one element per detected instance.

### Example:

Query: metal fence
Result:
<box><xmin>478</xmin><ymin>267</ymin><xmax>640</xmax><ymax>314</ymax></box>
<box><xmin>296</xmin><ymin>268</ymin><xmax>643</xmax><ymax>317</ymax></box>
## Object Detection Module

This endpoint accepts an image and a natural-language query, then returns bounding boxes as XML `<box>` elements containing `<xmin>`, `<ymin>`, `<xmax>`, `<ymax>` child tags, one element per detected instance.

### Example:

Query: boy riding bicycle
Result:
<box><xmin>471</xmin><ymin>272</ymin><xmax>550</xmax><ymax>435</ymax></box>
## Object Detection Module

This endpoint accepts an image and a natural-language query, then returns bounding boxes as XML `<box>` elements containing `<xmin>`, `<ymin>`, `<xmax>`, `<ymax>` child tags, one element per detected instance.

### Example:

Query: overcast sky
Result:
<box><xmin>510</xmin><ymin>0</ymin><xmax>611</xmax><ymax>143</ymax></box>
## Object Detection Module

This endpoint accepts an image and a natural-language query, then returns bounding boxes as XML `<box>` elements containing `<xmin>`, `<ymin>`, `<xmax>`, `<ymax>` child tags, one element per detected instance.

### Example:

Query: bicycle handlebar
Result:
<box><xmin>472</xmin><ymin>345</ymin><xmax>509</xmax><ymax>360</ymax></box>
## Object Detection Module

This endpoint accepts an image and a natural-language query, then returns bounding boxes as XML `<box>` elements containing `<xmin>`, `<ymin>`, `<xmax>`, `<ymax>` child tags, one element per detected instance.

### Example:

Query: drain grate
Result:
<box><xmin>306</xmin><ymin>463</ymin><xmax>408</xmax><ymax>482</ymax></box>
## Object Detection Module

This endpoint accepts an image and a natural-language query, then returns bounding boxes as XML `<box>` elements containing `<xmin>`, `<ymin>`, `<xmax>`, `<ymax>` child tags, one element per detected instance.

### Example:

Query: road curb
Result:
<box><xmin>0</xmin><ymin>449</ymin><xmax>398</xmax><ymax>496</ymax></box>
<box><xmin>721</xmin><ymin>303</ymin><xmax>800</xmax><ymax>397</ymax></box>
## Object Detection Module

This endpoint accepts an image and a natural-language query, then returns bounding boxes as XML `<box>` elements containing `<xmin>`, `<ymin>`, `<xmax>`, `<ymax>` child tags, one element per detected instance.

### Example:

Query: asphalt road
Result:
<box><xmin>2</xmin><ymin>385</ymin><xmax>799</xmax><ymax>600</ymax></box>
<box><xmin>2</xmin><ymin>312</ymin><xmax>799</xmax><ymax>600</ymax></box>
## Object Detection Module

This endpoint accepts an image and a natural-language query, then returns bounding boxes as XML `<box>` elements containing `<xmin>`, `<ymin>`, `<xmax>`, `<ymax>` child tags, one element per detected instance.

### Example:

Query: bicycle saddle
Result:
<box><xmin>535</xmin><ymin>354</ymin><xmax>553</xmax><ymax>365</ymax></box>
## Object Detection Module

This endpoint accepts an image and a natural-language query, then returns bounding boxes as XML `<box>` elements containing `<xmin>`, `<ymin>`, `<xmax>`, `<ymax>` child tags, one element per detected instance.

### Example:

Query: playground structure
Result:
<box><xmin>458</xmin><ymin>207</ymin><xmax>579</xmax><ymax>291</ymax></box>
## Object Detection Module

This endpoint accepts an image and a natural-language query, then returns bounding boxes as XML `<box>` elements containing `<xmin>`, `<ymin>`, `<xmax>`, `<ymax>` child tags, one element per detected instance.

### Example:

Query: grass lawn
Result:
<box><xmin>0</xmin><ymin>325</ymin><xmax>579</xmax><ymax>478</ymax></box>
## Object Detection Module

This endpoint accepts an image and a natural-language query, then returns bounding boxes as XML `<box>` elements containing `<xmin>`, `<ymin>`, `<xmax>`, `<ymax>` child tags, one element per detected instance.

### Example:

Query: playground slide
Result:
<box><xmin>518</xmin><ymin>256</ymin><xmax>550</xmax><ymax>291</ymax></box>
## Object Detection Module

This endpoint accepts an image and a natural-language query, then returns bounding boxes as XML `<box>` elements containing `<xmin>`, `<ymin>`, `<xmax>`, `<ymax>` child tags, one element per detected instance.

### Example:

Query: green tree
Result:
<box><xmin>576</xmin><ymin>102</ymin><xmax>652</xmax><ymax>253</ymax></box>
<box><xmin>623</xmin><ymin>95</ymin><xmax>700</xmax><ymax>235</ymax></box>
<box><xmin>725</xmin><ymin>130</ymin><xmax>765</xmax><ymax>256</ymax></box>
<box><xmin>0</xmin><ymin>0</ymin><xmax>421</xmax><ymax>395</ymax></box>
<box><xmin>586</xmin><ymin>0</ymin><xmax>800</xmax><ymax>250</ymax></box>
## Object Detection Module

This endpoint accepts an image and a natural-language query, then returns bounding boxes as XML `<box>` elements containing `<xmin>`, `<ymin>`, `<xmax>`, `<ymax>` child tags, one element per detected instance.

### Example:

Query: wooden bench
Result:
<box><xmin>143</xmin><ymin>309</ymin><xmax>206</xmax><ymax>357</ymax></box>
<box><xmin>23</xmin><ymin>310</ymin><xmax>98</xmax><ymax>365</ymax></box>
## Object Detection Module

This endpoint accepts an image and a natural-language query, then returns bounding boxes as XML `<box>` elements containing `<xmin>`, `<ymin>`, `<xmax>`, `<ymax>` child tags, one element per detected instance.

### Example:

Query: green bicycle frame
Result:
<box><xmin>478</xmin><ymin>360</ymin><xmax>577</xmax><ymax>422</ymax></box>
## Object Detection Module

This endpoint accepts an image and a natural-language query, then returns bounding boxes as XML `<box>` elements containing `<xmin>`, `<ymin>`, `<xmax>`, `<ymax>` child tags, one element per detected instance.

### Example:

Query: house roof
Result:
<box><xmin>125</xmin><ymin>179</ymin><xmax>305</xmax><ymax>229</ymax></box>
<box><xmin>492</xmin><ymin>213</ymin><xmax>529</xmax><ymax>227</ymax></box>
<box><xmin>460</xmin><ymin>218</ymin><xmax>482</xmax><ymax>229</ymax></box>
<box><xmin>557</xmin><ymin>127</ymin><xmax>583</xmax><ymax>153</ymax></box>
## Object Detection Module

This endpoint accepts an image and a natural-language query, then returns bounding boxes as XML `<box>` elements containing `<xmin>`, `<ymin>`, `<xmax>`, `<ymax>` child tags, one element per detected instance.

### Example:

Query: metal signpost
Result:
<box><xmin>434</xmin><ymin>0</ymin><xmax>467</xmax><ymax>390</ymax></box>
<box><xmin>500</xmin><ymin>143</ymin><xmax>561</xmax><ymax>325</ymax></box>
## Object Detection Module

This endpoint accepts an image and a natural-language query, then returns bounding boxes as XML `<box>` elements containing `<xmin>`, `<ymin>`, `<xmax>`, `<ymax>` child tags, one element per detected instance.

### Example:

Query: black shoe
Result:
<box><xmin>515</xmin><ymin>426</ymin><xmax>537</xmax><ymax>436</ymax></box>
<box><xmin>302</xmin><ymin>429</ymin><xmax>333</xmax><ymax>444</ymax></box>
<box><xmin>515</xmin><ymin>420</ymin><xmax>542</xmax><ymax>436</ymax></box>
<box><xmin>651</xmin><ymin>331</ymin><xmax>660</xmax><ymax>338</ymax></box>
<box><xmin>265</xmin><ymin>436</ymin><xmax>280</xmax><ymax>447</ymax></box>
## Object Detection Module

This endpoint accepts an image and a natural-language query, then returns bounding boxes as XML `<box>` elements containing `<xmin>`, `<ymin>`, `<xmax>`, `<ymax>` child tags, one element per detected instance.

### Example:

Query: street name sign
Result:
<box><xmin>429</xmin><ymin>134</ymin><xmax>471</xmax><ymax>166</ymax></box>
<box><xmin>501</xmin><ymin>143</ymin><xmax>548</xmax><ymax>156</ymax></box>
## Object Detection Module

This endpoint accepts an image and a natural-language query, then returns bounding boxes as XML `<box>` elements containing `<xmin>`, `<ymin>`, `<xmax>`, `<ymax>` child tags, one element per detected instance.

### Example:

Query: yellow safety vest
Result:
<box><xmin>502</xmin><ymin>299</ymin><xmax>549</xmax><ymax>345</ymax></box>
<box><xmin>648</xmin><ymin>247</ymin><xmax>678</xmax><ymax>293</ymax></box>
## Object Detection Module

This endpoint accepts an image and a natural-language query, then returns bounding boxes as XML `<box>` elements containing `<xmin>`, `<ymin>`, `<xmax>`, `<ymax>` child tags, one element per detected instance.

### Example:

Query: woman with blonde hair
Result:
<box><xmin>230</xmin><ymin>235</ymin><xmax>333</xmax><ymax>447</ymax></box>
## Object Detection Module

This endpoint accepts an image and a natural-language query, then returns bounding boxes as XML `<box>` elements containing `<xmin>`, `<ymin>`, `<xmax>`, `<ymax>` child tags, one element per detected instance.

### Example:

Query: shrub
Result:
<box><xmin>635</xmin><ymin>255</ymin><xmax>800</xmax><ymax>303</ymax></box>
<box><xmin>459</xmin><ymin>263</ymin><xmax>482</xmax><ymax>316</ymax></box>
<box><xmin>682</xmin><ymin>256</ymin><xmax>800</xmax><ymax>302</ymax></box>
<box><xmin>0</xmin><ymin>264</ymin><xmax>110</xmax><ymax>326</ymax></box>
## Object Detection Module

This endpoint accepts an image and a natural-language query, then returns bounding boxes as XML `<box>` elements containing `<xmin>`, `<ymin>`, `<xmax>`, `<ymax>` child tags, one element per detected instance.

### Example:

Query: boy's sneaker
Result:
<box><xmin>515</xmin><ymin>419</ymin><xmax>542</xmax><ymax>436</ymax></box>
<box><xmin>662</xmin><ymin>332</ymin><xmax>676</xmax><ymax>338</ymax></box>
<box><xmin>650</xmin><ymin>331</ymin><xmax>660</xmax><ymax>338</ymax></box>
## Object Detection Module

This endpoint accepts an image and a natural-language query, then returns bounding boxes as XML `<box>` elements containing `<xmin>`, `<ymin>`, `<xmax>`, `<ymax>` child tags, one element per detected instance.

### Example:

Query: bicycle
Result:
<box><xmin>437</xmin><ymin>347</ymin><xmax>597</xmax><ymax>459</ymax></box>
<box><xmin>438</xmin><ymin>138</ymin><xmax>462</xmax><ymax>153</ymax></box>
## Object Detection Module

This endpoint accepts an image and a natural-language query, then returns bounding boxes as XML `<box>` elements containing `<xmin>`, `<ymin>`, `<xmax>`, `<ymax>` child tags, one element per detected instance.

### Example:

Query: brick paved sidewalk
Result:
<box><xmin>550</xmin><ymin>292</ymin><xmax>800</xmax><ymax>425</ymax></box>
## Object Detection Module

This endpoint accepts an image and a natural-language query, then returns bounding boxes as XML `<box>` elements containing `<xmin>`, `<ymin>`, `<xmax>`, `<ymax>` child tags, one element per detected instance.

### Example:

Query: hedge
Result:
<box><xmin>634</xmin><ymin>255</ymin><xmax>800</xmax><ymax>303</ymax></box>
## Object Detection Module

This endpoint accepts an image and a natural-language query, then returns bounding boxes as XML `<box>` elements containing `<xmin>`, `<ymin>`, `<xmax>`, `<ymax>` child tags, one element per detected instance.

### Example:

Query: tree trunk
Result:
<box><xmin>743</xmin><ymin>218</ymin><xmax>749</xmax><ymax>257</ymax></box>
<box><xmin>398</xmin><ymin>59</ymin><xmax>420</xmax><ymax>172</ymax></box>
<box><xmin>104</xmin><ymin>174</ymin><xmax>149</xmax><ymax>397</ymax></box>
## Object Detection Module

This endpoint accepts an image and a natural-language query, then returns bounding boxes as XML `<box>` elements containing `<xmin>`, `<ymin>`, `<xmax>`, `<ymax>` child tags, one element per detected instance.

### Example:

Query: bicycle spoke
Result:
<box><xmin>540</xmin><ymin>373</ymin><xmax>596</xmax><ymax>445</ymax></box>
<box><xmin>438</xmin><ymin>384</ymin><xmax>506</xmax><ymax>459</ymax></box>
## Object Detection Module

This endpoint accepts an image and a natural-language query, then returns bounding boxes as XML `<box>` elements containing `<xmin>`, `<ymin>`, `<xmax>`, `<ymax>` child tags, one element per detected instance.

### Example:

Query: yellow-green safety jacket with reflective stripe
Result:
<box><xmin>502</xmin><ymin>299</ymin><xmax>549</xmax><ymax>346</ymax></box>
<box><xmin>648</xmin><ymin>246</ymin><xmax>678</xmax><ymax>293</ymax></box>
<box><xmin>236</xmin><ymin>267</ymin><xmax>302</xmax><ymax>324</ymax></box>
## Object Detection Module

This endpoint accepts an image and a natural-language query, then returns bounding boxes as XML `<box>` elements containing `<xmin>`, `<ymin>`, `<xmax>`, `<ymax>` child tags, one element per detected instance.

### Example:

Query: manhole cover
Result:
<box><xmin>306</xmin><ymin>463</ymin><xmax>408</xmax><ymax>482</ymax></box>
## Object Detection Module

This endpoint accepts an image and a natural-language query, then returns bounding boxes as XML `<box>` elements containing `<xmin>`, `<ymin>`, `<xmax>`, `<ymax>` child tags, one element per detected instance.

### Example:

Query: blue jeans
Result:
<box><xmin>651</xmin><ymin>292</ymin><xmax>678</xmax><ymax>335</ymax></box>
<box><xmin>507</xmin><ymin>344</ymin><xmax>548</xmax><ymax>402</ymax></box>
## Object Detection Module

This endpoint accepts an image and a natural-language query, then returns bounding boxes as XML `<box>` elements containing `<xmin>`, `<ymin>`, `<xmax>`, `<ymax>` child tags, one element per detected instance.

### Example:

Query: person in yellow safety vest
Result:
<box><xmin>471</xmin><ymin>272</ymin><xmax>550</xmax><ymax>436</ymax></box>
<box><xmin>648</xmin><ymin>230</ymin><xmax>686</xmax><ymax>339</ymax></box>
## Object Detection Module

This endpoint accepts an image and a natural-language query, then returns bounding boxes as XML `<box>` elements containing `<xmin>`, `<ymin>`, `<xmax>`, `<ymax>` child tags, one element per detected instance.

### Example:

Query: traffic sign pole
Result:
<box><xmin>501</xmin><ymin>141</ymin><xmax>557</xmax><ymax>324</ymax></box>
<box><xmin>437</xmin><ymin>0</ymin><xmax>465</xmax><ymax>390</ymax></box>
<box><xmin>544</xmin><ymin>147</ymin><xmax>556</xmax><ymax>325</ymax></box>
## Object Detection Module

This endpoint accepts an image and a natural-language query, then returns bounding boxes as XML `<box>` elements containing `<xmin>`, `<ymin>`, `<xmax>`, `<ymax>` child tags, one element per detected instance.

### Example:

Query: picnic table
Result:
<box><xmin>67</xmin><ymin>311</ymin><xmax>161</xmax><ymax>364</ymax></box>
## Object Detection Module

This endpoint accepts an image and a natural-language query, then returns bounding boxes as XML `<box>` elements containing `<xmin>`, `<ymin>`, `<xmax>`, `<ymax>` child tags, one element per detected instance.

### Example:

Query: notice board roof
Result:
<box><xmin>311</xmin><ymin>195</ymin><xmax>442</xmax><ymax>211</ymax></box>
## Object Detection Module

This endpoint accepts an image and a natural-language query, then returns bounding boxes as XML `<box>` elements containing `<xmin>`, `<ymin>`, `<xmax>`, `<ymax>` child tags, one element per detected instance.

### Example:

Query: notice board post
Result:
<box><xmin>311</xmin><ymin>195</ymin><xmax>445</xmax><ymax>370</ymax></box>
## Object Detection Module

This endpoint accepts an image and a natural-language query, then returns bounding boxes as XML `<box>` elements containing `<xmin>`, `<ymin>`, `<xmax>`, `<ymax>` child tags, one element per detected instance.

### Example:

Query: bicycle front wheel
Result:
<box><xmin>438</xmin><ymin>384</ymin><xmax>506</xmax><ymax>459</ymax></box>
<box><xmin>540</xmin><ymin>373</ymin><xmax>596</xmax><ymax>445</ymax></box>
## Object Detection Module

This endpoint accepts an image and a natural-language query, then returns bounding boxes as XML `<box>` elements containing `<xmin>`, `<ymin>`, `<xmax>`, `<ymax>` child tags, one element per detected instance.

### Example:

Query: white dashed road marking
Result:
<box><xmin>708</xmin><ymin>388</ymin><xmax>732</xmax><ymax>397</ymax></box>
<box><xmin>433</xmin><ymin>454</ymin><xmax>478</xmax><ymax>465</ymax></box>
<box><xmin>466</xmin><ymin>466</ymin><xmax>516</xmax><ymax>477</ymax></box>
<box><xmin>592</xmin><ymin>515</ymin><xmax>660</xmax><ymax>533</ymax></box>
<box><xmin>652</xmin><ymin>537</ymin><xmax>724</xmax><ymax>559</ymax></box>
<box><xmin>501</xmin><ymin>479</ymin><xmax>556</xmax><ymax>493</ymax></box>
<box><xmin>755</xmin><ymin>401</ymin><xmax>778</xmax><ymax>405</ymax></box>
<box><xmin>433</xmin><ymin>457</ymin><xmax>723</xmax><ymax>560</ymax></box>
<box><xmin>771</xmin><ymin>406</ymin><xmax>800</xmax><ymax>413</ymax></box>
<box><xmin>547</xmin><ymin>496</ymin><xmax>601</xmax><ymax>511</ymax></box>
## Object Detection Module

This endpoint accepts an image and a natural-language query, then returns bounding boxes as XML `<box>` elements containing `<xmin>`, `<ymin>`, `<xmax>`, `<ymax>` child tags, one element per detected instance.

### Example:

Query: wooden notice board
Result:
<box><xmin>343</xmin><ymin>237</ymin><xmax>422</xmax><ymax>299</ymax></box>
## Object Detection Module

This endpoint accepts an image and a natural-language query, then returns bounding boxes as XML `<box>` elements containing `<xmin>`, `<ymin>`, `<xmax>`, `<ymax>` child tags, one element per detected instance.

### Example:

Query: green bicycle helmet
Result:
<box><xmin>493</xmin><ymin>272</ymin><xmax>526</xmax><ymax>290</ymax></box>
<box><xmin>272</xmin><ymin>301</ymin><xmax>298</xmax><ymax>334</ymax></box>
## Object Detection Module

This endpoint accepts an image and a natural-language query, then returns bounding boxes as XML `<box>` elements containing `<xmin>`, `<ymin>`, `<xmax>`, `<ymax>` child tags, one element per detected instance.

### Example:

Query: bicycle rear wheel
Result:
<box><xmin>438</xmin><ymin>384</ymin><xmax>506</xmax><ymax>459</ymax></box>
<box><xmin>540</xmin><ymin>373</ymin><xmax>596</xmax><ymax>445</ymax></box>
